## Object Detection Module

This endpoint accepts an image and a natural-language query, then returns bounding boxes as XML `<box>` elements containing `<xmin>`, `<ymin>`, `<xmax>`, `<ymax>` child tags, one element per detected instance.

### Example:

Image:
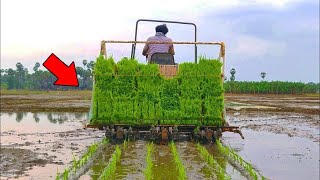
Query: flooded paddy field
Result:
<box><xmin>0</xmin><ymin>91</ymin><xmax>319</xmax><ymax>179</ymax></box>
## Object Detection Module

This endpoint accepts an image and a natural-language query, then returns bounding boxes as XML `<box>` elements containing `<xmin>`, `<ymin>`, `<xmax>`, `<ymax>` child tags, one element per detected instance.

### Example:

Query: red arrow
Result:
<box><xmin>43</xmin><ymin>53</ymin><xmax>79</xmax><ymax>87</ymax></box>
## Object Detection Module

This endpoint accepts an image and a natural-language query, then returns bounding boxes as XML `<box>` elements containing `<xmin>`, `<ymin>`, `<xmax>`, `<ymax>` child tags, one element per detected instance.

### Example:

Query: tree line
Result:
<box><xmin>1</xmin><ymin>60</ymin><xmax>94</xmax><ymax>90</ymax></box>
<box><xmin>224</xmin><ymin>81</ymin><xmax>319</xmax><ymax>94</ymax></box>
<box><xmin>224</xmin><ymin>68</ymin><xmax>319</xmax><ymax>94</ymax></box>
<box><xmin>1</xmin><ymin>62</ymin><xmax>319</xmax><ymax>94</ymax></box>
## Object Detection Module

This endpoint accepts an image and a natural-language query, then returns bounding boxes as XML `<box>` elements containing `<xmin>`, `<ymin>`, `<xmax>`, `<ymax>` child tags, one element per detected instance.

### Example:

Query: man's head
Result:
<box><xmin>155</xmin><ymin>24</ymin><xmax>168</xmax><ymax>35</ymax></box>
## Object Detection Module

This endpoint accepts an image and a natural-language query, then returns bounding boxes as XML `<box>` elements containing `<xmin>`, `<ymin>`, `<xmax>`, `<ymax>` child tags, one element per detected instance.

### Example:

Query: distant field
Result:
<box><xmin>0</xmin><ymin>90</ymin><xmax>92</xmax><ymax>112</ymax></box>
<box><xmin>0</xmin><ymin>90</ymin><xmax>92</xmax><ymax>96</ymax></box>
<box><xmin>1</xmin><ymin>89</ymin><xmax>318</xmax><ymax>96</ymax></box>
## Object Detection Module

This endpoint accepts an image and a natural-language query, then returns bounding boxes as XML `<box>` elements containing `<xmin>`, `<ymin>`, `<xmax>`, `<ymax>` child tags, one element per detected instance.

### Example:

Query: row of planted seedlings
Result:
<box><xmin>56</xmin><ymin>138</ymin><xmax>109</xmax><ymax>180</ymax></box>
<box><xmin>196</xmin><ymin>143</ymin><xmax>231</xmax><ymax>180</ymax></box>
<box><xmin>143</xmin><ymin>141</ymin><xmax>187</xmax><ymax>180</ymax></box>
<box><xmin>169</xmin><ymin>141</ymin><xmax>187</xmax><ymax>180</ymax></box>
<box><xmin>97</xmin><ymin>139</ymin><xmax>130</xmax><ymax>179</ymax></box>
<box><xmin>98</xmin><ymin>145</ymin><xmax>122</xmax><ymax>180</ymax></box>
<box><xmin>143</xmin><ymin>142</ymin><xmax>155</xmax><ymax>180</ymax></box>
<box><xmin>216</xmin><ymin>140</ymin><xmax>267</xmax><ymax>180</ymax></box>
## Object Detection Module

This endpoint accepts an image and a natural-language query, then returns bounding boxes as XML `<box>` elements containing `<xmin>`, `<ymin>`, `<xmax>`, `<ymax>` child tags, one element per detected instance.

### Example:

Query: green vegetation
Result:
<box><xmin>98</xmin><ymin>145</ymin><xmax>122</xmax><ymax>180</ymax></box>
<box><xmin>224</xmin><ymin>81</ymin><xmax>319</xmax><ymax>94</ymax></box>
<box><xmin>196</xmin><ymin>143</ymin><xmax>231</xmax><ymax>180</ymax></box>
<box><xmin>74</xmin><ymin>141</ymin><xmax>100</xmax><ymax>168</ymax></box>
<box><xmin>169</xmin><ymin>141</ymin><xmax>187</xmax><ymax>180</ymax></box>
<box><xmin>56</xmin><ymin>138</ymin><xmax>109</xmax><ymax>180</ymax></box>
<box><xmin>91</xmin><ymin>56</ymin><xmax>225</xmax><ymax>126</ymax></box>
<box><xmin>62</xmin><ymin>169</ymin><xmax>69</xmax><ymax>180</ymax></box>
<box><xmin>216</xmin><ymin>140</ymin><xmax>266</xmax><ymax>180</ymax></box>
<box><xmin>144</xmin><ymin>142</ymin><xmax>155</xmax><ymax>180</ymax></box>
<box><xmin>123</xmin><ymin>139</ymin><xmax>129</xmax><ymax>150</ymax></box>
<box><xmin>0</xmin><ymin>60</ymin><xmax>94</xmax><ymax>90</ymax></box>
<box><xmin>1</xmin><ymin>60</ymin><xmax>318</xmax><ymax>95</ymax></box>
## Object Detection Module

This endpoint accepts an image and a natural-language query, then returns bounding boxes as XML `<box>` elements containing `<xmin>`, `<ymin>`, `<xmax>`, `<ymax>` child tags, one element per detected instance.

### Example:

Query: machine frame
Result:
<box><xmin>91</xmin><ymin>19</ymin><xmax>243</xmax><ymax>143</ymax></box>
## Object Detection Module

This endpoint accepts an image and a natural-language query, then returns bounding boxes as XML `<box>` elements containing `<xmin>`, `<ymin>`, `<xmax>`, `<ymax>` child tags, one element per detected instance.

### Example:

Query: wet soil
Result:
<box><xmin>0</xmin><ymin>148</ymin><xmax>52</xmax><ymax>178</ymax></box>
<box><xmin>176</xmin><ymin>142</ymin><xmax>217</xmax><ymax>179</ymax></box>
<box><xmin>79</xmin><ymin>145</ymin><xmax>116</xmax><ymax>179</ymax></box>
<box><xmin>0</xmin><ymin>112</ymin><xmax>105</xmax><ymax>179</ymax></box>
<box><xmin>82</xmin><ymin>141</ymin><xmax>147</xmax><ymax>180</ymax></box>
<box><xmin>0</xmin><ymin>91</ymin><xmax>91</xmax><ymax>112</ymax></box>
<box><xmin>222</xmin><ymin>129</ymin><xmax>320</xmax><ymax>180</ymax></box>
<box><xmin>224</xmin><ymin>93</ymin><xmax>319</xmax><ymax>142</ymax></box>
<box><xmin>152</xmin><ymin>143</ymin><xmax>179</xmax><ymax>179</ymax></box>
<box><xmin>113</xmin><ymin>141</ymin><xmax>146</xmax><ymax>179</ymax></box>
<box><xmin>225</xmin><ymin>93</ymin><xmax>320</xmax><ymax>114</ymax></box>
<box><xmin>227</xmin><ymin>111</ymin><xmax>319</xmax><ymax>142</ymax></box>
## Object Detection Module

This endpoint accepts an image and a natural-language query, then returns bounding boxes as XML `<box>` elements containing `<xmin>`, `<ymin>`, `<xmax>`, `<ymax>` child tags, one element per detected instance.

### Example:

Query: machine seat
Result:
<box><xmin>150</xmin><ymin>53</ymin><xmax>175</xmax><ymax>65</ymax></box>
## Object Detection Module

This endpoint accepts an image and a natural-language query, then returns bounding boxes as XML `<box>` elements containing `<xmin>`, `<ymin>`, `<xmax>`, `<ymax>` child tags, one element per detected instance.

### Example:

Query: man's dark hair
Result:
<box><xmin>155</xmin><ymin>24</ymin><xmax>168</xmax><ymax>35</ymax></box>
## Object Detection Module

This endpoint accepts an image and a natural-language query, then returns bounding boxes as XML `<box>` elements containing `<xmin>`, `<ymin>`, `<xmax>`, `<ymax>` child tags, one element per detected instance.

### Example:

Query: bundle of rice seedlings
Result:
<box><xmin>91</xmin><ymin>56</ymin><xmax>225</xmax><ymax>126</ymax></box>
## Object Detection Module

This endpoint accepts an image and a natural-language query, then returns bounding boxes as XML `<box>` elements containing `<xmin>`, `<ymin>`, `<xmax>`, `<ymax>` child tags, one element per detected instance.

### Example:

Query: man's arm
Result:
<box><xmin>142</xmin><ymin>42</ymin><xmax>149</xmax><ymax>56</ymax></box>
<box><xmin>168</xmin><ymin>38</ymin><xmax>175</xmax><ymax>55</ymax></box>
<box><xmin>169</xmin><ymin>44</ymin><xmax>175</xmax><ymax>55</ymax></box>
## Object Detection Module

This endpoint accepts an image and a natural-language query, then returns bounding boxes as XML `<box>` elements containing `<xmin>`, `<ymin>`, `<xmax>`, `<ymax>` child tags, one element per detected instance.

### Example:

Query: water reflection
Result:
<box><xmin>7</xmin><ymin>112</ymin><xmax>14</xmax><ymax>117</ymax></box>
<box><xmin>1</xmin><ymin>112</ymin><xmax>88</xmax><ymax>134</ymax></box>
<box><xmin>47</xmin><ymin>113</ymin><xmax>69</xmax><ymax>124</ymax></box>
<box><xmin>1</xmin><ymin>112</ymin><xmax>87</xmax><ymax>124</ymax></box>
<box><xmin>16</xmin><ymin>112</ymin><xmax>24</xmax><ymax>122</ymax></box>
<box><xmin>75</xmin><ymin>113</ymin><xmax>84</xmax><ymax>119</ymax></box>
<box><xmin>33</xmin><ymin>113</ymin><xmax>40</xmax><ymax>123</ymax></box>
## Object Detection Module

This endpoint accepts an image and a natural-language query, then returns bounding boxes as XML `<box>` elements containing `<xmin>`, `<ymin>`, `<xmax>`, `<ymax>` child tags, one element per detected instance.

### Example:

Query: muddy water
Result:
<box><xmin>223</xmin><ymin>129</ymin><xmax>320</xmax><ymax>180</ymax></box>
<box><xmin>114</xmin><ymin>140</ymin><xmax>146</xmax><ymax>179</ymax></box>
<box><xmin>0</xmin><ymin>112</ymin><xmax>105</xmax><ymax>179</ymax></box>
<box><xmin>204</xmin><ymin>144</ymin><xmax>246</xmax><ymax>179</ymax></box>
<box><xmin>1</xmin><ymin>112</ymin><xmax>87</xmax><ymax>134</ymax></box>
<box><xmin>1</xmin><ymin>111</ymin><xmax>319</xmax><ymax>180</ymax></box>
<box><xmin>176</xmin><ymin>142</ymin><xmax>216</xmax><ymax>179</ymax></box>
<box><xmin>85</xmin><ymin>141</ymin><xmax>248</xmax><ymax>179</ymax></box>
<box><xmin>79</xmin><ymin>145</ymin><xmax>115</xmax><ymax>179</ymax></box>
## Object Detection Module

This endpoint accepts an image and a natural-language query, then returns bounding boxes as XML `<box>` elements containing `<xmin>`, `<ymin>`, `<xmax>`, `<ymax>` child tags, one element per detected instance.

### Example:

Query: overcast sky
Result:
<box><xmin>1</xmin><ymin>0</ymin><xmax>319</xmax><ymax>82</ymax></box>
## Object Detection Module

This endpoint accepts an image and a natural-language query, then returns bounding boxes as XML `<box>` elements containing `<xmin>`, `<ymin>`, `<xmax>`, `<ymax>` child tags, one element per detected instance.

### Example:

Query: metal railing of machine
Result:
<box><xmin>100</xmin><ymin>40</ymin><xmax>225</xmax><ymax>62</ymax></box>
<box><xmin>99</xmin><ymin>40</ymin><xmax>227</xmax><ymax>95</ymax></box>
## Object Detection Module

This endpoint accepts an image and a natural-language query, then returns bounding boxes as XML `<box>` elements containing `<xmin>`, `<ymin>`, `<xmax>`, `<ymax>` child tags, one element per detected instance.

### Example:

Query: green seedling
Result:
<box><xmin>169</xmin><ymin>141</ymin><xmax>187</xmax><ymax>180</ymax></box>
<box><xmin>144</xmin><ymin>142</ymin><xmax>155</xmax><ymax>180</ymax></box>
<box><xmin>196</xmin><ymin>143</ymin><xmax>231</xmax><ymax>180</ymax></box>
<box><xmin>63</xmin><ymin>169</ymin><xmax>68</xmax><ymax>180</ymax></box>
<box><xmin>102</xmin><ymin>138</ymin><xmax>109</xmax><ymax>145</ymax></box>
<box><xmin>123</xmin><ymin>139</ymin><xmax>129</xmax><ymax>149</ymax></box>
<box><xmin>56</xmin><ymin>138</ymin><xmax>109</xmax><ymax>179</ymax></box>
<box><xmin>99</xmin><ymin>145</ymin><xmax>122</xmax><ymax>180</ymax></box>
<box><xmin>56</xmin><ymin>168</ymin><xmax>60</xmax><ymax>180</ymax></box>
<box><xmin>72</xmin><ymin>153</ymin><xmax>78</xmax><ymax>173</ymax></box>
<box><xmin>216</xmin><ymin>140</ymin><xmax>266</xmax><ymax>180</ymax></box>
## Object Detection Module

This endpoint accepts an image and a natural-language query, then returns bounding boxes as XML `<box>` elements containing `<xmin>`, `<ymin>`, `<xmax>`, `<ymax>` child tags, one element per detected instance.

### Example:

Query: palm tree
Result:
<box><xmin>16</xmin><ymin>62</ymin><xmax>23</xmax><ymax>71</ymax></box>
<box><xmin>87</xmin><ymin>61</ymin><xmax>95</xmax><ymax>70</ymax></box>
<box><xmin>15</xmin><ymin>62</ymin><xmax>25</xmax><ymax>89</ymax></box>
<box><xmin>83</xmin><ymin>60</ymin><xmax>88</xmax><ymax>69</ymax></box>
<box><xmin>7</xmin><ymin>68</ymin><xmax>15</xmax><ymax>89</ymax></box>
<box><xmin>261</xmin><ymin>72</ymin><xmax>266</xmax><ymax>80</ymax></box>
<box><xmin>0</xmin><ymin>69</ymin><xmax>5</xmax><ymax>76</ymax></box>
<box><xmin>230</xmin><ymin>68</ymin><xmax>236</xmax><ymax>81</ymax></box>
<box><xmin>33</xmin><ymin>62</ymin><xmax>40</xmax><ymax>72</ymax></box>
